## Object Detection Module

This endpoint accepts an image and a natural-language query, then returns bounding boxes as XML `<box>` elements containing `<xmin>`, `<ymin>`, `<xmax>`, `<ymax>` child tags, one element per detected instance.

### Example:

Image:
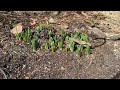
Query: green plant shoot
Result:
<box><xmin>50</xmin><ymin>41</ymin><xmax>56</xmax><ymax>52</ymax></box>
<box><xmin>38</xmin><ymin>22</ymin><xmax>43</xmax><ymax>31</ymax></box>
<box><xmin>53</xmin><ymin>36</ymin><xmax>58</xmax><ymax>46</ymax></box>
<box><xmin>58</xmin><ymin>41</ymin><xmax>63</xmax><ymax>50</ymax></box>
<box><xmin>85</xmin><ymin>45</ymin><xmax>90</xmax><ymax>57</ymax></box>
<box><xmin>77</xmin><ymin>45</ymin><xmax>83</xmax><ymax>57</ymax></box>
<box><xmin>31</xmin><ymin>36</ymin><xmax>38</xmax><ymax>51</ymax></box>
<box><xmin>44</xmin><ymin>42</ymin><xmax>49</xmax><ymax>50</ymax></box>
<box><xmin>69</xmin><ymin>38</ymin><xmax>75</xmax><ymax>52</ymax></box>
<box><xmin>81</xmin><ymin>33</ymin><xmax>88</xmax><ymax>42</ymax></box>
<box><xmin>16</xmin><ymin>33</ymin><xmax>20</xmax><ymax>41</ymax></box>
<box><xmin>48</xmin><ymin>30</ymin><xmax>53</xmax><ymax>38</ymax></box>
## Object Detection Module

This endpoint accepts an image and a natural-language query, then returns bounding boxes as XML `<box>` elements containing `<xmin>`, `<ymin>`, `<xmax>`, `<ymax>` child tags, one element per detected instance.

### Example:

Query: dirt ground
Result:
<box><xmin>0</xmin><ymin>11</ymin><xmax>120</xmax><ymax>79</ymax></box>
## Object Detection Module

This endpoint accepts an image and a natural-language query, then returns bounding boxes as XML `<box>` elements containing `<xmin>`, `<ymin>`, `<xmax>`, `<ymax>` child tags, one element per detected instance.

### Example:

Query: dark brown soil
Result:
<box><xmin>0</xmin><ymin>11</ymin><xmax>120</xmax><ymax>79</ymax></box>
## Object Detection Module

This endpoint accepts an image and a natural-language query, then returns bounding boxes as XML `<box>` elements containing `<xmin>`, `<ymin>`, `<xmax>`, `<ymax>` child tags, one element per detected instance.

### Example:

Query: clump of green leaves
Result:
<box><xmin>16</xmin><ymin>28</ymin><xmax>32</xmax><ymax>43</ymax></box>
<box><xmin>44</xmin><ymin>30</ymin><xmax>91</xmax><ymax>57</ymax></box>
<box><xmin>16</xmin><ymin>28</ymin><xmax>39</xmax><ymax>51</ymax></box>
<box><xmin>15</xmin><ymin>23</ymin><xmax>91</xmax><ymax>57</ymax></box>
<box><xmin>80</xmin><ymin>33</ymin><xmax>88</xmax><ymax>42</ymax></box>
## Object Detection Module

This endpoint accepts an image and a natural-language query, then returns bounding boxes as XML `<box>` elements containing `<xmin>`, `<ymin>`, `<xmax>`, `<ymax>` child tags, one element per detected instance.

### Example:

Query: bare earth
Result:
<box><xmin>0</xmin><ymin>11</ymin><xmax>120</xmax><ymax>79</ymax></box>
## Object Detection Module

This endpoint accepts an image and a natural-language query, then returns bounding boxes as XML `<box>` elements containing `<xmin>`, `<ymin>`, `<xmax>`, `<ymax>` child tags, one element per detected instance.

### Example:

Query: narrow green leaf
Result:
<box><xmin>69</xmin><ymin>38</ymin><xmax>75</xmax><ymax>52</ymax></box>
<box><xmin>85</xmin><ymin>45</ymin><xmax>90</xmax><ymax>56</ymax></box>
<box><xmin>16</xmin><ymin>32</ymin><xmax>20</xmax><ymax>41</ymax></box>
<box><xmin>65</xmin><ymin>35</ymin><xmax>69</xmax><ymax>41</ymax></box>
<box><xmin>58</xmin><ymin>41</ymin><xmax>63</xmax><ymax>50</ymax></box>
<box><xmin>48</xmin><ymin>30</ymin><xmax>53</xmax><ymax>38</ymax></box>
<box><xmin>49</xmin><ymin>37</ymin><xmax>53</xmax><ymax>44</ymax></box>
<box><xmin>53</xmin><ymin>36</ymin><xmax>58</xmax><ymax>46</ymax></box>
<box><xmin>31</xmin><ymin>38</ymin><xmax>38</xmax><ymax>51</ymax></box>
<box><xmin>77</xmin><ymin>45</ymin><xmax>83</xmax><ymax>57</ymax></box>
<box><xmin>44</xmin><ymin>42</ymin><xmax>49</xmax><ymax>50</ymax></box>
<box><xmin>51</xmin><ymin>46</ymin><xmax>56</xmax><ymax>52</ymax></box>
<box><xmin>50</xmin><ymin>40</ymin><xmax>56</xmax><ymax>52</ymax></box>
<box><xmin>39</xmin><ymin>22</ymin><xmax>43</xmax><ymax>31</ymax></box>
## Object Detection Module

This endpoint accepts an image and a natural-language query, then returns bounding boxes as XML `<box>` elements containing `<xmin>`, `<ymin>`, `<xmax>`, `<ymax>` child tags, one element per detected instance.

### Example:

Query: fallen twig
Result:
<box><xmin>88</xmin><ymin>58</ymin><xmax>93</xmax><ymax>66</ymax></box>
<box><xmin>69</xmin><ymin>37</ymin><xmax>91</xmax><ymax>46</ymax></box>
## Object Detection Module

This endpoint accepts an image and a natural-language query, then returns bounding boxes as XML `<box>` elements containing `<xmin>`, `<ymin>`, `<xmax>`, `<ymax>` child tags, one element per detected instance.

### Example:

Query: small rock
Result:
<box><xmin>61</xmin><ymin>67</ymin><xmax>65</xmax><ymax>70</ymax></box>
<box><xmin>88</xmin><ymin>27</ymin><xmax>106</xmax><ymax>39</ymax></box>
<box><xmin>109</xmin><ymin>35</ymin><xmax>120</xmax><ymax>41</ymax></box>
<box><xmin>22</xmin><ymin>65</ymin><xmax>26</xmax><ymax>69</ymax></box>
<box><xmin>10</xmin><ymin>23</ymin><xmax>23</xmax><ymax>35</ymax></box>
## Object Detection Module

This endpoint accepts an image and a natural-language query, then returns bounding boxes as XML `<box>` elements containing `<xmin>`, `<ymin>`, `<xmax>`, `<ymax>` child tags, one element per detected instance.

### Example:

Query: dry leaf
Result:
<box><xmin>10</xmin><ymin>23</ymin><xmax>23</xmax><ymax>35</ymax></box>
<box><xmin>30</xmin><ymin>18</ymin><xmax>37</xmax><ymax>26</ymax></box>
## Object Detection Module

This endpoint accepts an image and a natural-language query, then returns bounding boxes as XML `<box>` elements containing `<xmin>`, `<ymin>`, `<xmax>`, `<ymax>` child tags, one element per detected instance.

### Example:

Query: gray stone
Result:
<box><xmin>105</xmin><ymin>33</ymin><xmax>120</xmax><ymax>41</ymax></box>
<box><xmin>88</xmin><ymin>27</ymin><xmax>106</xmax><ymax>39</ymax></box>
<box><xmin>109</xmin><ymin>35</ymin><xmax>120</xmax><ymax>41</ymax></box>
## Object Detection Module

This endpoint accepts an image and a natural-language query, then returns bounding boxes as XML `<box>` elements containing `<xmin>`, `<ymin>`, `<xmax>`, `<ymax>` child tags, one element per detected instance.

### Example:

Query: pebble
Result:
<box><xmin>61</xmin><ymin>67</ymin><xmax>65</xmax><ymax>70</ymax></box>
<box><xmin>22</xmin><ymin>65</ymin><xmax>26</xmax><ymax>69</ymax></box>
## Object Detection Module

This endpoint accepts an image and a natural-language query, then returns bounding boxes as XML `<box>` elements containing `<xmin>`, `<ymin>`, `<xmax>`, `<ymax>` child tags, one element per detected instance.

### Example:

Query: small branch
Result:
<box><xmin>69</xmin><ymin>37</ymin><xmax>91</xmax><ymax>46</ymax></box>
